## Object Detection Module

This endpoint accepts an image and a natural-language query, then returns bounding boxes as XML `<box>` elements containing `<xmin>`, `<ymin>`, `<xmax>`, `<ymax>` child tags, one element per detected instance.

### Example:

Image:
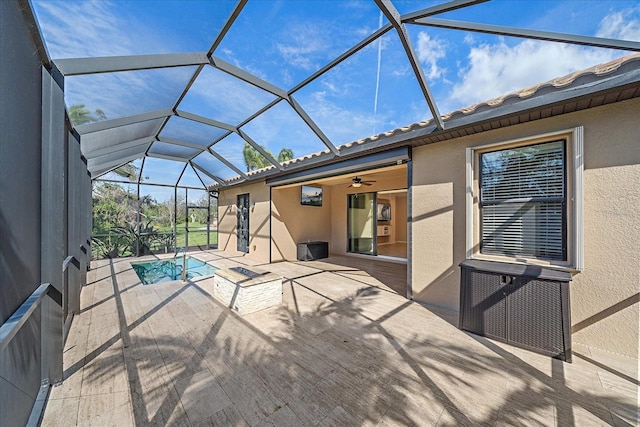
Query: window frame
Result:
<box><xmin>466</xmin><ymin>126</ymin><xmax>584</xmax><ymax>271</ymax></box>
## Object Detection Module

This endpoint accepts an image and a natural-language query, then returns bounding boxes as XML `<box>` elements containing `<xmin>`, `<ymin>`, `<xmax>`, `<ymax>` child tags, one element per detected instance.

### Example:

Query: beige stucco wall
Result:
<box><xmin>218</xmin><ymin>181</ymin><xmax>271</xmax><ymax>263</ymax></box>
<box><xmin>271</xmin><ymin>185</ymin><xmax>333</xmax><ymax>261</ymax></box>
<box><xmin>218</xmin><ymin>183</ymin><xmax>334</xmax><ymax>263</ymax></box>
<box><xmin>412</xmin><ymin>96</ymin><xmax>640</xmax><ymax>358</ymax></box>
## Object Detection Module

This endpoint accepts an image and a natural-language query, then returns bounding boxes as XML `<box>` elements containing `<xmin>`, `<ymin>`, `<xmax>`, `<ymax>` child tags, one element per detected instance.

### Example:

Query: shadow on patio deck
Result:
<box><xmin>42</xmin><ymin>251</ymin><xmax>638</xmax><ymax>426</ymax></box>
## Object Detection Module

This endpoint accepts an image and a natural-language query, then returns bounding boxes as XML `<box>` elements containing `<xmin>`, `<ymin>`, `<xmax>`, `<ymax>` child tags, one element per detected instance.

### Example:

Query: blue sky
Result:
<box><xmin>31</xmin><ymin>0</ymin><xmax>640</xmax><ymax>197</ymax></box>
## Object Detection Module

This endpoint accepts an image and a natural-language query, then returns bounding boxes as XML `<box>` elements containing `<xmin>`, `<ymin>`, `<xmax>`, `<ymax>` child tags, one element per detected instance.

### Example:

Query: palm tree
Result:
<box><xmin>68</xmin><ymin>104</ymin><xmax>106</xmax><ymax>126</ymax></box>
<box><xmin>243</xmin><ymin>142</ymin><xmax>271</xmax><ymax>171</ymax></box>
<box><xmin>277</xmin><ymin>148</ymin><xmax>295</xmax><ymax>163</ymax></box>
<box><xmin>243</xmin><ymin>142</ymin><xmax>295</xmax><ymax>172</ymax></box>
<box><xmin>112</xmin><ymin>162</ymin><xmax>138</xmax><ymax>181</ymax></box>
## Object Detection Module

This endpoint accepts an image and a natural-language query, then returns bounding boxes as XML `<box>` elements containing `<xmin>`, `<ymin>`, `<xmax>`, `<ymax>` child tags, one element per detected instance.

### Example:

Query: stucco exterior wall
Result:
<box><xmin>218</xmin><ymin>182</ymin><xmax>334</xmax><ymax>263</ymax></box>
<box><xmin>218</xmin><ymin>181</ymin><xmax>271</xmax><ymax>263</ymax></box>
<box><xmin>271</xmin><ymin>185</ymin><xmax>333</xmax><ymax>261</ymax></box>
<box><xmin>411</xmin><ymin>96</ymin><xmax>640</xmax><ymax>358</ymax></box>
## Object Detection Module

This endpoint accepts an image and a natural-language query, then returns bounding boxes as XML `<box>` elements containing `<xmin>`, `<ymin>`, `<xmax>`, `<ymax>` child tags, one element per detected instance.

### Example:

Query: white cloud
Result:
<box><xmin>596</xmin><ymin>6</ymin><xmax>640</xmax><ymax>40</ymax></box>
<box><xmin>33</xmin><ymin>0</ymin><xmax>134</xmax><ymax>58</ymax></box>
<box><xmin>448</xmin><ymin>39</ymin><xmax>616</xmax><ymax>109</ymax></box>
<box><xmin>276</xmin><ymin>23</ymin><xmax>332</xmax><ymax>71</ymax></box>
<box><xmin>415</xmin><ymin>32</ymin><xmax>447</xmax><ymax>80</ymax></box>
<box><xmin>300</xmin><ymin>90</ymin><xmax>408</xmax><ymax>145</ymax></box>
<box><xmin>33</xmin><ymin>0</ymin><xmax>195</xmax><ymax>119</ymax></box>
<box><xmin>182</xmin><ymin>68</ymin><xmax>275</xmax><ymax>125</ymax></box>
<box><xmin>65</xmin><ymin>67</ymin><xmax>193</xmax><ymax>120</ymax></box>
<box><xmin>446</xmin><ymin>6</ymin><xmax>640</xmax><ymax>111</ymax></box>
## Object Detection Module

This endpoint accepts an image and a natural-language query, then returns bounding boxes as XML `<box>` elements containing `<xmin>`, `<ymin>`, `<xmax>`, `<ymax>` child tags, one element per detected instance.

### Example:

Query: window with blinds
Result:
<box><xmin>480</xmin><ymin>140</ymin><xmax>566</xmax><ymax>261</ymax></box>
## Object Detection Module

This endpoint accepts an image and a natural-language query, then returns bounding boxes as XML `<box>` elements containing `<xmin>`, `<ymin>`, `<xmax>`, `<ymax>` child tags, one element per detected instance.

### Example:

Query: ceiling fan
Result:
<box><xmin>348</xmin><ymin>176</ymin><xmax>376</xmax><ymax>188</ymax></box>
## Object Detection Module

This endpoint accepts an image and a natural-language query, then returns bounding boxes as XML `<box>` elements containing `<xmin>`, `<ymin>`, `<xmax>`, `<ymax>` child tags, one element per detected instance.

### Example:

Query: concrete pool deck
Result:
<box><xmin>41</xmin><ymin>249</ymin><xmax>638</xmax><ymax>426</ymax></box>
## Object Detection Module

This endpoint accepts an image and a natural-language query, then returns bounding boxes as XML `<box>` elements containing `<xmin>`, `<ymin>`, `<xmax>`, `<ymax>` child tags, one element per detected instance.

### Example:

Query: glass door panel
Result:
<box><xmin>347</xmin><ymin>193</ymin><xmax>376</xmax><ymax>255</ymax></box>
<box><xmin>237</xmin><ymin>193</ymin><xmax>250</xmax><ymax>253</ymax></box>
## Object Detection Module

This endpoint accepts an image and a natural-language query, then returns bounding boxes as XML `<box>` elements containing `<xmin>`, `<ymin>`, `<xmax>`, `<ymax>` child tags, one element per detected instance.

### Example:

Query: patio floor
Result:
<box><xmin>41</xmin><ymin>250</ymin><xmax>638</xmax><ymax>426</ymax></box>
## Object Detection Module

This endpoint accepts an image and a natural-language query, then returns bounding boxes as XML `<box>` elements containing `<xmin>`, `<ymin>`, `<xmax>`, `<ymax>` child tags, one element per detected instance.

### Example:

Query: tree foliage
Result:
<box><xmin>242</xmin><ymin>142</ymin><xmax>295</xmax><ymax>171</ymax></box>
<box><xmin>92</xmin><ymin>182</ymin><xmax>138</xmax><ymax>234</ymax></box>
<box><xmin>277</xmin><ymin>147</ymin><xmax>294</xmax><ymax>163</ymax></box>
<box><xmin>68</xmin><ymin>104</ymin><xmax>106</xmax><ymax>126</ymax></box>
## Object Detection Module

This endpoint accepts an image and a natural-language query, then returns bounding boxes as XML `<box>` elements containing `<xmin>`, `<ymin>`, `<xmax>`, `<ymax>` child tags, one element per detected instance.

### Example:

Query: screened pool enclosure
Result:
<box><xmin>2</xmin><ymin>0</ymin><xmax>640</xmax><ymax>425</ymax></box>
<box><xmin>91</xmin><ymin>171</ymin><xmax>219</xmax><ymax>259</ymax></box>
<box><xmin>29</xmin><ymin>0</ymin><xmax>638</xmax><ymax>260</ymax></box>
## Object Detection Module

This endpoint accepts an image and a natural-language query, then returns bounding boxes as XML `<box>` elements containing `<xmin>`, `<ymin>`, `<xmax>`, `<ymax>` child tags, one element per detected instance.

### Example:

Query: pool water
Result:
<box><xmin>132</xmin><ymin>256</ymin><xmax>217</xmax><ymax>285</ymax></box>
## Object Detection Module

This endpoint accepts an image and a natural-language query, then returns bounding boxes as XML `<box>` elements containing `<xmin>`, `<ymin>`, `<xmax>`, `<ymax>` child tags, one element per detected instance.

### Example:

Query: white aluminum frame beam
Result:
<box><xmin>175</xmin><ymin>110</ymin><xmax>236</xmax><ymax>132</ymax></box>
<box><xmin>290</xmin><ymin>25</ymin><xmax>393</xmax><ymax>94</ymax></box>
<box><xmin>88</xmin><ymin>144</ymin><xmax>149</xmax><ymax>169</ymax></box>
<box><xmin>208</xmin><ymin>148</ymin><xmax>249</xmax><ymax>179</ymax></box>
<box><xmin>411</xmin><ymin>18</ymin><xmax>640</xmax><ymax>52</ymax></box>
<box><xmin>146</xmin><ymin>152</ymin><xmax>190</xmax><ymax>162</ymax></box>
<box><xmin>288</xmin><ymin>96</ymin><xmax>339</xmax><ymax>156</ymax></box>
<box><xmin>401</xmin><ymin>0</ymin><xmax>489</xmax><ymax>22</ymax></box>
<box><xmin>191</xmin><ymin>162</ymin><xmax>227</xmax><ymax>186</ymax></box>
<box><xmin>89</xmin><ymin>148</ymin><xmax>149</xmax><ymax>177</ymax></box>
<box><xmin>208</xmin><ymin>0</ymin><xmax>248</xmax><ymax>56</ymax></box>
<box><xmin>75</xmin><ymin>109</ymin><xmax>172</xmax><ymax>134</ymax></box>
<box><xmin>54</xmin><ymin>52</ymin><xmax>209</xmax><ymax>76</ymax></box>
<box><xmin>158</xmin><ymin>137</ymin><xmax>209</xmax><ymax>151</ymax></box>
<box><xmin>184</xmin><ymin>163</ymin><xmax>209</xmax><ymax>189</ymax></box>
<box><xmin>211</xmin><ymin>57</ymin><xmax>290</xmax><ymax>100</ymax></box>
<box><xmin>375</xmin><ymin>0</ymin><xmax>445</xmax><ymax>130</ymax></box>
<box><xmin>237</xmin><ymin>129</ymin><xmax>283</xmax><ymax>171</ymax></box>
<box><xmin>84</xmin><ymin>136</ymin><xmax>155</xmax><ymax>158</ymax></box>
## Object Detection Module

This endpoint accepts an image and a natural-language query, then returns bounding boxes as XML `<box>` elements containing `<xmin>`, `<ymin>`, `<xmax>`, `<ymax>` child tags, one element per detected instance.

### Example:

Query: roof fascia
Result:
<box><xmin>431</xmin><ymin>66</ymin><xmax>640</xmax><ymax>140</ymax></box>
<box><xmin>221</xmin><ymin>62</ymin><xmax>640</xmax><ymax>183</ymax></box>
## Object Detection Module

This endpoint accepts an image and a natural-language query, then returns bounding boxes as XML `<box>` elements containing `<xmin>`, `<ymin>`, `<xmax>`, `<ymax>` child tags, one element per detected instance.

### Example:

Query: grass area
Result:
<box><xmin>92</xmin><ymin>223</ymin><xmax>218</xmax><ymax>260</ymax></box>
<box><xmin>155</xmin><ymin>221</ymin><xmax>218</xmax><ymax>248</ymax></box>
<box><xmin>176</xmin><ymin>230</ymin><xmax>218</xmax><ymax>248</ymax></box>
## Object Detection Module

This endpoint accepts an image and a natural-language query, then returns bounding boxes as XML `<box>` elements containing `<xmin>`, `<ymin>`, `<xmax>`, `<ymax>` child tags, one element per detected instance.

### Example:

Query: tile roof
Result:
<box><xmin>214</xmin><ymin>53</ymin><xmax>640</xmax><ymax>188</ymax></box>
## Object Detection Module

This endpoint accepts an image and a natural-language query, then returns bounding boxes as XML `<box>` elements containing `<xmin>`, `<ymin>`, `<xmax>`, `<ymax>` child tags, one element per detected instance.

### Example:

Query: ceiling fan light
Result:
<box><xmin>352</xmin><ymin>182</ymin><xmax>361</xmax><ymax>188</ymax></box>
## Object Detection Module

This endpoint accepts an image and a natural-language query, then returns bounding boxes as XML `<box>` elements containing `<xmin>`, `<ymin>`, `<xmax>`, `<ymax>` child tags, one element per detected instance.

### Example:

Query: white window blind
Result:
<box><xmin>480</xmin><ymin>140</ymin><xmax>566</xmax><ymax>260</ymax></box>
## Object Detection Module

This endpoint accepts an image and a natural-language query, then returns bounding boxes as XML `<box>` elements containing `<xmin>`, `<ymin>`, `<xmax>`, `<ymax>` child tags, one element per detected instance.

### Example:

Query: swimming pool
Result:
<box><xmin>132</xmin><ymin>256</ymin><xmax>217</xmax><ymax>285</ymax></box>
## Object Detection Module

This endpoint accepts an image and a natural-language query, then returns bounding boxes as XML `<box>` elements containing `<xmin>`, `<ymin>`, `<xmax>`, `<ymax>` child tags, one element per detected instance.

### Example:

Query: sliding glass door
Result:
<box><xmin>347</xmin><ymin>193</ymin><xmax>376</xmax><ymax>255</ymax></box>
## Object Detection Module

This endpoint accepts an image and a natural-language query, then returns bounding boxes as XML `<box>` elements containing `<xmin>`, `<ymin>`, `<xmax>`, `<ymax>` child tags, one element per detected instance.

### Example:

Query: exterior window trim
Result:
<box><xmin>466</xmin><ymin>126</ymin><xmax>584</xmax><ymax>271</ymax></box>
